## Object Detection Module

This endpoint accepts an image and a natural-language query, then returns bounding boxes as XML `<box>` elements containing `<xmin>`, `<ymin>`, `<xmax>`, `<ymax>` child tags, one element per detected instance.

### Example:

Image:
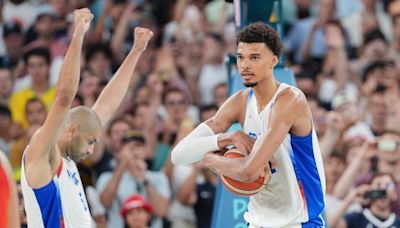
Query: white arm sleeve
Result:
<box><xmin>171</xmin><ymin>123</ymin><xmax>220</xmax><ymax>165</ymax></box>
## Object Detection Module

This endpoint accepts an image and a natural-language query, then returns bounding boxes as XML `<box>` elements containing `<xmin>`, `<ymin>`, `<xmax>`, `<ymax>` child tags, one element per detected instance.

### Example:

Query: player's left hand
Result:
<box><xmin>229</xmin><ymin>130</ymin><xmax>255</xmax><ymax>155</ymax></box>
<box><xmin>133</xmin><ymin>27</ymin><xmax>153</xmax><ymax>52</ymax></box>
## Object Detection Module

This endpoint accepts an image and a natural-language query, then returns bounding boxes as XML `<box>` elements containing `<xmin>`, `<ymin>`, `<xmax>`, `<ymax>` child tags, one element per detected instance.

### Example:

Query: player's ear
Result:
<box><xmin>67</xmin><ymin>123</ymin><xmax>80</xmax><ymax>136</ymax></box>
<box><xmin>270</xmin><ymin>56</ymin><xmax>279</xmax><ymax>69</ymax></box>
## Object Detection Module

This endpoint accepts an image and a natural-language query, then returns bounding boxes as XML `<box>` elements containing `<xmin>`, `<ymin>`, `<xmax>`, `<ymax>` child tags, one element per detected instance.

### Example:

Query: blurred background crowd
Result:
<box><xmin>0</xmin><ymin>0</ymin><xmax>400</xmax><ymax>227</ymax></box>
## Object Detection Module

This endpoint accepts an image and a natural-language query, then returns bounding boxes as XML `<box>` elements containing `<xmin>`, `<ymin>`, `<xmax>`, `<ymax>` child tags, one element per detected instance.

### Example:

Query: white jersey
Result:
<box><xmin>21</xmin><ymin>153</ymin><xmax>93</xmax><ymax>228</ymax></box>
<box><xmin>242</xmin><ymin>83</ymin><xmax>326</xmax><ymax>228</ymax></box>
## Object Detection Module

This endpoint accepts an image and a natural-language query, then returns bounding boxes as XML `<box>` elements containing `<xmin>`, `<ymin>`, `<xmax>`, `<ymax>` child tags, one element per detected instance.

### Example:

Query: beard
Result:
<box><xmin>66</xmin><ymin>137</ymin><xmax>84</xmax><ymax>162</ymax></box>
<box><xmin>243</xmin><ymin>82</ymin><xmax>258</xmax><ymax>87</ymax></box>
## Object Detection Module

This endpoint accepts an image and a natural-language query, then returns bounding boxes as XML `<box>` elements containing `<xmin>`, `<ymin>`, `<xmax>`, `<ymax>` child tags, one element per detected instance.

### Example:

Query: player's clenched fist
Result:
<box><xmin>73</xmin><ymin>8</ymin><xmax>94</xmax><ymax>36</ymax></box>
<box><xmin>133</xmin><ymin>27</ymin><xmax>154</xmax><ymax>52</ymax></box>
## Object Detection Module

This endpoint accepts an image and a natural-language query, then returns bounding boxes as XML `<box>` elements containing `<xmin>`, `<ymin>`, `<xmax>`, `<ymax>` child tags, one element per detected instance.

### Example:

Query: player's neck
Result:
<box><xmin>252</xmin><ymin>77</ymin><xmax>279</xmax><ymax>111</ymax></box>
<box><xmin>57</xmin><ymin>138</ymin><xmax>68</xmax><ymax>158</ymax></box>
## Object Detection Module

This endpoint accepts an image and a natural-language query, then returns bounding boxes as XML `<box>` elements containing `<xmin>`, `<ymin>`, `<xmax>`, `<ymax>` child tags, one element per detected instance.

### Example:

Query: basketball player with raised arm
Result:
<box><xmin>171</xmin><ymin>22</ymin><xmax>326</xmax><ymax>228</ymax></box>
<box><xmin>20</xmin><ymin>8</ymin><xmax>153</xmax><ymax>228</ymax></box>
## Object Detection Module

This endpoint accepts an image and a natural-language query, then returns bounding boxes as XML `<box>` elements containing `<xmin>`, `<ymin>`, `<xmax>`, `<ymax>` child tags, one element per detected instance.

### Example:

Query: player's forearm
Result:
<box><xmin>93</xmin><ymin>48</ymin><xmax>142</xmax><ymax>126</ymax></box>
<box><xmin>55</xmin><ymin>33</ymin><xmax>84</xmax><ymax>102</ymax></box>
<box><xmin>100</xmin><ymin>164</ymin><xmax>125</xmax><ymax>208</ymax></box>
<box><xmin>171</xmin><ymin>123</ymin><xmax>220</xmax><ymax>165</ymax></box>
<box><xmin>204</xmin><ymin>153</ymin><xmax>252</xmax><ymax>182</ymax></box>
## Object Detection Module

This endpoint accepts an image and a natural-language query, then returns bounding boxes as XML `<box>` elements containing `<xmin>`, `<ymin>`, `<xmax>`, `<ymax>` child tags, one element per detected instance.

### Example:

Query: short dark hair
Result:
<box><xmin>236</xmin><ymin>22</ymin><xmax>283</xmax><ymax>57</ymax></box>
<box><xmin>24</xmin><ymin>47</ymin><xmax>51</xmax><ymax>65</ymax></box>
<box><xmin>199</xmin><ymin>104</ymin><xmax>219</xmax><ymax>115</ymax></box>
<box><xmin>361</xmin><ymin>60</ymin><xmax>395</xmax><ymax>82</ymax></box>
<box><xmin>363</xmin><ymin>29</ymin><xmax>387</xmax><ymax>46</ymax></box>
<box><xmin>85</xmin><ymin>43</ymin><xmax>113</xmax><ymax>63</ymax></box>
<box><xmin>106</xmin><ymin>116</ymin><xmax>132</xmax><ymax>136</ymax></box>
<box><xmin>162</xmin><ymin>87</ymin><xmax>187</xmax><ymax>104</ymax></box>
<box><xmin>368</xmin><ymin>172</ymin><xmax>397</xmax><ymax>185</ymax></box>
<box><xmin>129</xmin><ymin>102</ymin><xmax>150</xmax><ymax>117</ymax></box>
<box><xmin>206</xmin><ymin>32</ymin><xmax>225</xmax><ymax>45</ymax></box>
<box><xmin>25</xmin><ymin>97</ymin><xmax>45</xmax><ymax>112</ymax></box>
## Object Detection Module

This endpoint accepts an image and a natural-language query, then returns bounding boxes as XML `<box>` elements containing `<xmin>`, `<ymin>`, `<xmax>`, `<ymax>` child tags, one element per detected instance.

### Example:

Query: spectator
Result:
<box><xmin>2</xmin><ymin>0</ymin><xmax>37</xmax><ymax>31</ymax></box>
<box><xmin>120</xmin><ymin>194</ymin><xmax>153</xmax><ymax>228</ymax></box>
<box><xmin>85</xmin><ymin>43</ymin><xmax>113</xmax><ymax>82</ymax></box>
<box><xmin>0</xmin><ymin>105</ymin><xmax>13</xmax><ymax>154</ymax></box>
<box><xmin>2</xmin><ymin>21</ymin><xmax>23</xmax><ymax>70</ymax></box>
<box><xmin>10</xmin><ymin>47</ymin><xmax>54</xmax><ymax>129</ymax></box>
<box><xmin>0</xmin><ymin>66</ymin><xmax>13</xmax><ymax>106</ymax></box>
<box><xmin>198</xmin><ymin>32</ymin><xmax>228</xmax><ymax>105</ymax></box>
<box><xmin>9</xmin><ymin>98</ymin><xmax>46</xmax><ymax>180</ymax></box>
<box><xmin>92</xmin><ymin>116</ymin><xmax>132</xmax><ymax>177</ymax></box>
<box><xmin>341</xmin><ymin>0</ymin><xmax>392</xmax><ymax>48</ymax></box>
<box><xmin>330</xmin><ymin>173</ymin><xmax>400</xmax><ymax>227</ymax></box>
<box><xmin>97</xmin><ymin>129</ymin><xmax>170</xmax><ymax>228</ymax></box>
<box><xmin>285</xmin><ymin>0</ymin><xmax>338</xmax><ymax>63</ymax></box>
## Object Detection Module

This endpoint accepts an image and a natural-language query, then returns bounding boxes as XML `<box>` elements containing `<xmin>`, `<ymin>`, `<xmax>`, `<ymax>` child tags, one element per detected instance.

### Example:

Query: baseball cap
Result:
<box><xmin>3</xmin><ymin>21</ymin><xmax>22</xmax><ymax>37</ymax></box>
<box><xmin>121</xmin><ymin>129</ymin><xmax>145</xmax><ymax>144</ymax></box>
<box><xmin>120</xmin><ymin>194</ymin><xmax>152</xmax><ymax>217</ymax></box>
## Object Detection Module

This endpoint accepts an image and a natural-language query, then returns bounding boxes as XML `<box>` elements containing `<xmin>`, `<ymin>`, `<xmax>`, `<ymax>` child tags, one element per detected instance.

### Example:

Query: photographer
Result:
<box><xmin>330</xmin><ymin>173</ymin><xmax>400</xmax><ymax>228</ymax></box>
<box><xmin>97</xmin><ymin>130</ymin><xmax>170</xmax><ymax>228</ymax></box>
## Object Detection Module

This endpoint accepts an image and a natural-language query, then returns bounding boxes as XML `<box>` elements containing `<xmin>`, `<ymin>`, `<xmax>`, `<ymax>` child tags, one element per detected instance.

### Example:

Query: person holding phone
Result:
<box><xmin>329</xmin><ymin>173</ymin><xmax>400</xmax><ymax>228</ymax></box>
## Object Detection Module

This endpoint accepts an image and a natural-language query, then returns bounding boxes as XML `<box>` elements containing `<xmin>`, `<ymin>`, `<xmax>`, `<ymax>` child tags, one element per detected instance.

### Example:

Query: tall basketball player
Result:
<box><xmin>171</xmin><ymin>22</ymin><xmax>326</xmax><ymax>228</ymax></box>
<box><xmin>21</xmin><ymin>8</ymin><xmax>153</xmax><ymax>228</ymax></box>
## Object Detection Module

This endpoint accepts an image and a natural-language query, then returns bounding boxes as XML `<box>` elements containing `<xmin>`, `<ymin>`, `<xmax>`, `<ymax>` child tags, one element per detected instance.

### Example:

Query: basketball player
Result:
<box><xmin>0</xmin><ymin>151</ymin><xmax>20</xmax><ymax>228</ymax></box>
<box><xmin>171</xmin><ymin>22</ymin><xmax>326</xmax><ymax>227</ymax></box>
<box><xmin>20</xmin><ymin>8</ymin><xmax>153</xmax><ymax>228</ymax></box>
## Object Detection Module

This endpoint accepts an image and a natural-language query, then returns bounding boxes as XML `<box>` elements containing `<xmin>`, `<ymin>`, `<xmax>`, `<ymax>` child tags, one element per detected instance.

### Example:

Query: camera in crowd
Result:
<box><xmin>364</xmin><ymin>189</ymin><xmax>387</xmax><ymax>200</ymax></box>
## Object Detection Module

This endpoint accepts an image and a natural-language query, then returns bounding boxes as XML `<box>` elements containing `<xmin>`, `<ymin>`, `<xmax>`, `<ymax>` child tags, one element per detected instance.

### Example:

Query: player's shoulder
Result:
<box><xmin>231</xmin><ymin>88</ymin><xmax>253</xmax><ymax>100</ymax></box>
<box><xmin>223</xmin><ymin>88</ymin><xmax>252</xmax><ymax>104</ymax></box>
<box><xmin>277</xmin><ymin>84</ymin><xmax>307</xmax><ymax>105</ymax></box>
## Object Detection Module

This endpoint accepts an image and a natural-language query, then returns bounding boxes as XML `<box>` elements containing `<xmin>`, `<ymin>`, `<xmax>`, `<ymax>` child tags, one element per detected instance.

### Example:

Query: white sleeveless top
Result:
<box><xmin>242</xmin><ymin>83</ymin><xmax>326</xmax><ymax>228</ymax></box>
<box><xmin>21</xmin><ymin>153</ymin><xmax>93</xmax><ymax>228</ymax></box>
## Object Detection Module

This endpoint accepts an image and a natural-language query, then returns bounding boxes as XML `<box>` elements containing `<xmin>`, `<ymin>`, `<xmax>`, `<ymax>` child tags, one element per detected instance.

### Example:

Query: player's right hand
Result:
<box><xmin>73</xmin><ymin>8</ymin><xmax>94</xmax><ymax>36</ymax></box>
<box><xmin>133</xmin><ymin>27</ymin><xmax>153</xmax><ymax>52</ymax></box>
<box><xmin>230</xmin><ymin>130</ymin><xmax>255</xmax><ymax>155</ymax></box>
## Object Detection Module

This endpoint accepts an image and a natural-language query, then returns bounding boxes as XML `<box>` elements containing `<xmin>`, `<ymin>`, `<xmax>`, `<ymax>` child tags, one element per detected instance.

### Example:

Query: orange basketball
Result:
<box><xmin>220</xmin><ymin>148</ymin><xmax>269</xmax><ymax>196</ymax></box>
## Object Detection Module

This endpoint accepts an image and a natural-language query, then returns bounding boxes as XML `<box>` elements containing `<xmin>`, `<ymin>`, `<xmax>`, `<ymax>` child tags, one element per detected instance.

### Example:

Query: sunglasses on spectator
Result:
<box><xmin>166</xmin><ymin>100</ymin><xmax>186</xmax><ymax>107</ymax></box>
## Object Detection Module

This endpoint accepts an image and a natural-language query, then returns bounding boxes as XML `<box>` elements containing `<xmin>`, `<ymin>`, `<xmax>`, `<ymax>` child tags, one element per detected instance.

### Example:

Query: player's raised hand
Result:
<box><xmin>73</xmin><ymin>8</ymin><xmax>94</xmax><ymax>36</ymax></box>
<box><xmin>132</xmin><ymin>27</ymin><xmax>153</xmax><ymax>52</ymax></box>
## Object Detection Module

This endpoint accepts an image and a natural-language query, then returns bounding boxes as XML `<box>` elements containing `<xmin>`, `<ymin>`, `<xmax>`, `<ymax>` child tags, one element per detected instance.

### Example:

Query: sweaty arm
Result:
<box><xmin>171</xmin><ymin>91</ymin><xmax>244</xmax><ymax>165</ymax></box>
<box><xmin>24</xmin><ymin>9</ymin><xmax>93</xmax><ymax>188</ymax></box>
<box><xmin>205</xmin><ymin>89</ymin><xmax>309</xmax><ymax>182</ymax></box>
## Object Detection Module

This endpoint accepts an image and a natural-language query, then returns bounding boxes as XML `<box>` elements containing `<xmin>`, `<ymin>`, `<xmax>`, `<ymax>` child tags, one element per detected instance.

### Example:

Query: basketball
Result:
<box><xmin>220</xmin><ymin>148</ymin><xmax>270</xmax><ymax>196</ymax></box>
